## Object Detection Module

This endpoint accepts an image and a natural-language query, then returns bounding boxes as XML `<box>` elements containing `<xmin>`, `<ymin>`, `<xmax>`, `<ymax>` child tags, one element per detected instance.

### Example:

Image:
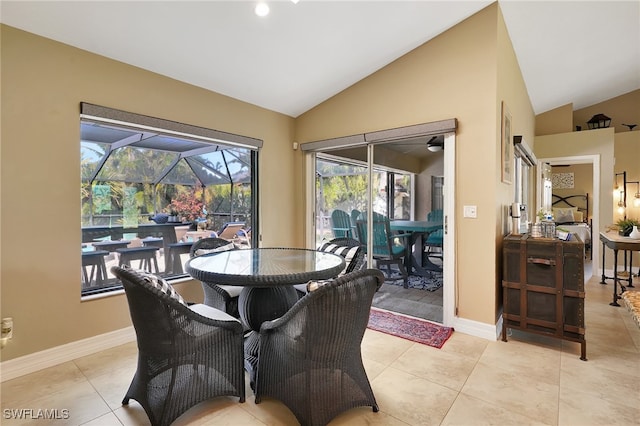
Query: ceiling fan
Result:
<box><xmin>426</xmin><ymin>135</ymin><xmax>444</xmax><ymax>152</ymax></box>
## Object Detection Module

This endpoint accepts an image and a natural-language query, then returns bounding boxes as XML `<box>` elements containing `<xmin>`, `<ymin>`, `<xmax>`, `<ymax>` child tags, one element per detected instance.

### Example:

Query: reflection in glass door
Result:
<box><xmin>315</xmin><ymin>155</ymin><xmax>368</xmax><ymax>245</ymax></box>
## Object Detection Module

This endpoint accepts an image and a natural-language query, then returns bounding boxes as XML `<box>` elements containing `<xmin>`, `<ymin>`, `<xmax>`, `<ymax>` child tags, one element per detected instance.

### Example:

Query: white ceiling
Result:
<box><xmin>1</xmin><ymin>0</ymin><xmax>638</xmax><ymax>118</ymax></box>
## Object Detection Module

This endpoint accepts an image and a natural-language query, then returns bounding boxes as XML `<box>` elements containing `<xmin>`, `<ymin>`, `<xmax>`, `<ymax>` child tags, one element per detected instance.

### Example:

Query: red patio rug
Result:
<box><xmin>367</xmin><ymin>307</ymin><xmax>454</xmax><ymax>349</ymax></box>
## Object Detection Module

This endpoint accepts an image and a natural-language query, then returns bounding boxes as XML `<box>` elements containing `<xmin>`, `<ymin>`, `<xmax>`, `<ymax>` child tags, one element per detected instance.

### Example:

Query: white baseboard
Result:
<box><xmin>452</xmin><ymin>316</ymin><xmax>500</xmax><ymax>341</ymax></box>
<box><xmin>0</xmin><ymin>327</ymin><xmax>136</xmax><ymax>382</ymax></box>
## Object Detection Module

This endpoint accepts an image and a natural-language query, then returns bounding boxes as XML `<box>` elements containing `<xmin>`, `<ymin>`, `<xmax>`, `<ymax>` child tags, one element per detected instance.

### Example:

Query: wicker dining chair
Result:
<box><xmin>111</xmin><ymin>265</ymin><xmax>245</xmax><ymax>426</ymax></box>
<box><xmin>189</xmin><ymin>237</ymin><xmax>242</xmax><ymax>318</ymax></box>
<box><xmin>293</xmin><ymin>237</ymin><xmax>365</xmax><ymax>297</ymax></box>
<box><xmin>255</xmin><ymin>269</ymin><xmax>384</xmax><ymax>426</ymax></box>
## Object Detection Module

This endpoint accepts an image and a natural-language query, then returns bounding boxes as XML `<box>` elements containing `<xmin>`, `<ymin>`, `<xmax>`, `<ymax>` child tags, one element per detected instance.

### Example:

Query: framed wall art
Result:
<box><xmin>552</xmin><ymin>172</ymin><xmax>575</xmax><ymax>189</ymax></box>
<box><xmin>501</xmin><ymin>101</ymin><xmax>513</xmax><ymax>184</ymax></box>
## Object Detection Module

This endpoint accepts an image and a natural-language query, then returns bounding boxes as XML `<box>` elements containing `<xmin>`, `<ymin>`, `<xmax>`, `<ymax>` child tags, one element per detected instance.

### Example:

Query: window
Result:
<box><xmin>513</xmin><ymin>136</ymin><xmax>536</xmax><ymax>227</ymax></box>
<box><xmin>80</xmin><ymin>104</ymin><xmax>260</xmax><ymax>297</ymax></box>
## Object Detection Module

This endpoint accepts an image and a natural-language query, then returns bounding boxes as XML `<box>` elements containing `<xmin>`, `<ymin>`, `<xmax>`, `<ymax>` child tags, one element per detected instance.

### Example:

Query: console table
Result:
<box><xmin>502</xmin><ymin>234</ymin><xmax>586</xmax><ymax>360</ymax></box>
<box><xmin>599</xmin><ymin>232</ymin><xmax>640</xmax><ymax>307</ymax></box>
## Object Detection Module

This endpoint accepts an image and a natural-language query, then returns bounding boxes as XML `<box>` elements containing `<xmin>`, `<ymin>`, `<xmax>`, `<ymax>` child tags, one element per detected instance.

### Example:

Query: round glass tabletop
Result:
<box><xmin>185</xmin><ymin>247</ymin><xmax>346</xmax><ymax>286</ymax></box>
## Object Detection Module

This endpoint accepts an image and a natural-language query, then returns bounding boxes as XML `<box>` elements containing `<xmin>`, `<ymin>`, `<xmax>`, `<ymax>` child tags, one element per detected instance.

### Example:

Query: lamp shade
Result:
<box><xmin>587</xmin><ymin>114</ymin><xmax>611</xmax><ymax>130</ymax></box>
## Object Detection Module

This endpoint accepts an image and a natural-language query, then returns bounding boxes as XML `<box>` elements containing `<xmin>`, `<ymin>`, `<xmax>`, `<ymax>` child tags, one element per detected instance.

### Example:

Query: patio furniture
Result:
<box><xmin>184</xmin><ymin>230</ymin><xmax>214</xmax><ymax>241</ymax></box>
<box><xmin>423</xmin><ymin>228</ymin><xmax>444</xmax><ymax>263</ymax></box>
<box><xmin>351</xmin><ymin>209</ymin><xmax>362</xmax><ymax>239</ymax></box>
<box><xmin>233</xmin><ymin>227</ymin><xmax>251</xmax><ymax>248</ymax></box>
<box><xmin>213</xmin><ymin>222</ymin><xmax>246</xmax><ymax>241</ymax></box>
<box><xmin>92</xmin><ymin>239</ymin><xmax>130</xmax><ymax>253</ymax></box>
<box><xmin>166</xmin><ymin>241</ymin><xmax>194</xmax><ymax>274</ymax></box>
<box><xmin>390</xmin><ymin>219</ymin><xmax>443</xmax><ymax>275</ymax></box>
<box><xmin>294</xmin><ymin>237</ymin><xmax>365</xmax><ymax>297</ymax></box>
<box><xmin>254</xmin><ymin>269</ymin><xmax>384</xmax><ymax>426</ymax></box>
<box><xmin>185</xmin><ymin>248</ymin><xmax>346</xmax><ymax>385</ymax></box>
<box><xmin>81</xmin><ymin>250</ymin><xmax>109</xmax><ymax>287</ymax></box>
<box><xmin>331</xmin><ymin>209</ymin><xmax>353</xmax><ymax>238</ymax></box>
<box><xmin>427</xmin><ymin>209</ymin><xmax>443</xmax><ymax>222</ymax></box>
<box><xmin>117</xmin><ymin>246</ymin><xmax>160</xmax><ymax>274</ymax></box>
<box><xmin>141</xmin><ymin>237</ymin><xmax>163</xmax><ymax>249</ymax></box>
<box><xmin>82</xmin><ymin>223</ymin><xmax>187</xmax><ymax>272</ymax></box>
<box><xmin>356</xmin><ymin>212</ymin><xmax>409</xmax><ymax>287</ymax></box>
<box><xmin>189</xmin><ymin>237</ymin><xmax>242</xmax><ymax>318</ymax></box>
<box><xmin>111</xmin><ymin>265</ymin><xmax>245</xmax><ymax>426</ymax></box>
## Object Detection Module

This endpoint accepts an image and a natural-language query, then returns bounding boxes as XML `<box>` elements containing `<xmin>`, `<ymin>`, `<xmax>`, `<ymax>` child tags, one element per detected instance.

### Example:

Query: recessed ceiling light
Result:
<box><xmin>255</xmin><ymin>2</ymin><xmax>269</xmax><ymax>17</ymax></box>
<box><xmin>291</xmin><ymin>0</ymin><xmax>300</xmax><ymax>3</ymax></box>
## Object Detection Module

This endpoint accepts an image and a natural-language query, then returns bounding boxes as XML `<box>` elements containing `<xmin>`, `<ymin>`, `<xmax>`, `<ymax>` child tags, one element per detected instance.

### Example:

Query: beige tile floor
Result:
<box><xmin>3</xmin><ymin>273</ymin><xmax>639</xmax><ymax>426</ymax></box>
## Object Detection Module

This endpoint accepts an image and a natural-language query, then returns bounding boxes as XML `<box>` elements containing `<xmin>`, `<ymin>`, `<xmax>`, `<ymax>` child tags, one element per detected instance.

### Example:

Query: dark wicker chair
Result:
<box><xmin>293</xmin><ymin>237</ymin><xmax>365</xmax><ymax>297</ymax></box>
<box><xmin>189</xmin><ymin>237</ymin><xmax>242</xmax><ymax>318</ymax></box>
<box><xmin>255</xmin><ymin>269</ymin><xmax>384</xmax><ymax>426</ymax></box>
<box><xmin>111</xmin><ymin>266</ymin><xmax>245</xmax><ymax>426</ymax></box>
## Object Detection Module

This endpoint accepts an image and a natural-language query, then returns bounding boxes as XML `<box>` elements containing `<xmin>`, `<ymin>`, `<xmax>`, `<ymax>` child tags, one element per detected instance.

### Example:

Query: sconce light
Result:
<box><xmin>587</xmin><ymin>114</ymin><xmax>612</xmax><ymax>130</ymax></box>
<box><xmin>628</xmin><ymin>180</ymin><xmax>640</xmax><ymax>207</ymax></box>
<box><xmin>614</xmin><ymin>171</ymin><xmax>627</xmax><ymax>218</ymax></box>
<box><xmin>426</xmin><ymin>135</ymin><xmax>444</xmax><ymax>152</ymax></box>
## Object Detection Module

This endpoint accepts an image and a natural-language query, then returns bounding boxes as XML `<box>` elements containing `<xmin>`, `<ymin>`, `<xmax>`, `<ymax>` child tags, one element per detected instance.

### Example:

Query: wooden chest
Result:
<box><xmin>502</xmin><ymin>234</ymin><xmax>586</xmax><ymax>360</ymax></box>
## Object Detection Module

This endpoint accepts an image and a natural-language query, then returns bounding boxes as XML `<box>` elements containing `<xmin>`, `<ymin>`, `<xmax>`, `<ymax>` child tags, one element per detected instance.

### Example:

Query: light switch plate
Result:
<box><xmin>463</xmin><ymin>205</ymin><xmax>477</xmax><ymax>218</ymax></box>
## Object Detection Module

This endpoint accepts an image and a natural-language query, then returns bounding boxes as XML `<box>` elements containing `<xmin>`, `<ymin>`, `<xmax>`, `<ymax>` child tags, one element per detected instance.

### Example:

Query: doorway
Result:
<box><xmin>302</xmin><ymin>121</ymin><xmax>456</xmax><ymax>326</ymax></box>
<box><xmin>537</xmin><ymin>155</ymin><xmax>600</xmax><ymax>279</ymax></box>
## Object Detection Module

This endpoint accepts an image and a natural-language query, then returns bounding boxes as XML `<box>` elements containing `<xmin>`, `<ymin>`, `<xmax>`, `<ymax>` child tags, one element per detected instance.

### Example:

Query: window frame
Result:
<box><xmin>80</xmin><ymin>104</ymin><xmax>261</xmax><ymax>298</ymax></box>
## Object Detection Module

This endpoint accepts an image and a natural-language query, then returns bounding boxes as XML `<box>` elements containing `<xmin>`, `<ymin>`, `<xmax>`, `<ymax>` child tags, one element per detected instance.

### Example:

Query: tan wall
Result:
<box><xmin>536</xmin><ymin>103</ymin><xmax>574</xmax><ymax>136</ymax></box>
<box><xmin>296</xmin><ymin>3</ymin><xmax>534</xmax><ymax>325</ymax></box>
<box><xmin>574</xmin><ymin>89</ymin><xmax>640</xmax><ymax>134</ymax></box>
<box><xmin>0</xmin><ymin>25</ymin><xmax>298</xmax><ymax>360</ymax></box>
<box><xmin>495</xmin><ymin>6</ymin><xmax>536</xmax><ymax>320</ymax></box>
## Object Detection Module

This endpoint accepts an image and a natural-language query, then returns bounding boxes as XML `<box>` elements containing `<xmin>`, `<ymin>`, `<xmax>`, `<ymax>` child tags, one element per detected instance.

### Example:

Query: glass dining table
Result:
<box><xmin>185</xmin><ymin>247</ymin><xmax>346</xmax><ymax>381</ymax></box>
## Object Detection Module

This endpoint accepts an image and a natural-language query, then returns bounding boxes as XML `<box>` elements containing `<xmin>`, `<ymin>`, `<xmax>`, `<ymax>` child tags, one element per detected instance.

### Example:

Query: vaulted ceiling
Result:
<box><xmin>1</xmin><ymin>1</ymin><xmax>638</xmax><ymax>118</ymax></box>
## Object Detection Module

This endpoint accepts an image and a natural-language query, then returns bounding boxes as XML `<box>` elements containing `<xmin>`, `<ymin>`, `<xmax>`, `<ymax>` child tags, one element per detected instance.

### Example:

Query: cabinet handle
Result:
<box><xmin>527</xmin><ymin>257</ymin><xmax>556</xmax><ymax>266</ymax></box>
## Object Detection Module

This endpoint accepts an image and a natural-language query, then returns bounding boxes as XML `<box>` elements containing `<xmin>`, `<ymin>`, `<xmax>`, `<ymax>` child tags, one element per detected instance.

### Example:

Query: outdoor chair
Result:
<box><xmin>166</xmin><ymin>241</ymin><xmax>193</xmax><ymax>274</ymax></box>
<box><xmin>81</xmin><ymin>250</ymin><xmax>109</xmax><ymax>287</ymax></box>
<box><xmin>427</xmin><ymin>209</ymin><xmax>444</xmax><ymax>223</ymax></box>
<box><xmin>189</xmin><ymin>237</ymin><xmax>242</xmax><ymax>318</ymax></box>
<box><xmin>117</xmin><ymin>246</ymin><xmax>160</xmax><ymax>274</ymax></box>
<box><xmin>254</xmin><ymin>269</ymin><xmax>384</xmax><ymax>426</ymax></box>
<box><xmin>351</xmin><ymin>209</ymin><xmax>362</xmax><ymax>240</ymax></box>
<box><xmin>213</xmin><ymin>222</ymin><xmax>246</xmax><ymax>242</ymax></box>
<box><xmin>356</xmin><ymin>211</ymin><xmax>409</xmax><ymax>287</ymax></box>
<box><xmin>232</xmin><ymin>227</ymin><xmax>251</xmax><ymax>248</ymax></box>
<box><xmin>111</xmin><ymin>265</ymin><xmax>245</xmax><ymax>426</ymax></box>
<box><xmin>293</xmin><ymin>237</ymin><xmax>365</xmax><ymax>297</ymax></box>
<box><xmin>330</xmin><ymin>209</ymin><xmax>353</xmax><ymax>238</ymax></box>
<box><xmin>423</xmin><ymin>228</ymin><xmax>444</xmax><ymax>261</ymax></box>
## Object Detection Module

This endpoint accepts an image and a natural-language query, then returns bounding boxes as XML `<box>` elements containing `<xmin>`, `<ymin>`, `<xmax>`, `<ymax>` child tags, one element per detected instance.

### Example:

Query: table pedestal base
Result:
<box><xmin>238</xmin><ymin>286</ymin><xmax>299</xmax><ymax>386</ymax></box>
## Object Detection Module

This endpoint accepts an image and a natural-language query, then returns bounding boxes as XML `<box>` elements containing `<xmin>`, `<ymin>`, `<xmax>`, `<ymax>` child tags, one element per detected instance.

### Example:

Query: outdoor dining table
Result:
<box><xmin>390</xmin><ymin>220</ymin><xmax>443</xmax><ymax>275</ymax></box>
<box><xmin>82</xmin><ymin>223</ymin><xmax>190</xmax><ymax>273</ymax></box>
<box><xmin>185</xmin><ymin>247</ymin><xmax>346</xmax><ymax>381</ymax></box>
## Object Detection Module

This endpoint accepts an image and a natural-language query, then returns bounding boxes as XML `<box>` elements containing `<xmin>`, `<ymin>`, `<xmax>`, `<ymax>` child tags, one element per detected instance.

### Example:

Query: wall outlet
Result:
<box><xmin>463</xmin><ymin>205</ymin><xmax>477</xmax><ymax>218</ymax></box>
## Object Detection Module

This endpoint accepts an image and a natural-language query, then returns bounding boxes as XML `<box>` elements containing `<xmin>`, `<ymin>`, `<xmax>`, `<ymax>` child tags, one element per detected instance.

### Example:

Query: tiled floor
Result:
<box><xmin>373</xmin><ymin>278</ymin><xmax>443</xmax><ymax>323</ymax></box>
<box><xmin>2</xmin><ymin>272</ymin><xmax>639</xmax><ymax>425</ymax></box>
